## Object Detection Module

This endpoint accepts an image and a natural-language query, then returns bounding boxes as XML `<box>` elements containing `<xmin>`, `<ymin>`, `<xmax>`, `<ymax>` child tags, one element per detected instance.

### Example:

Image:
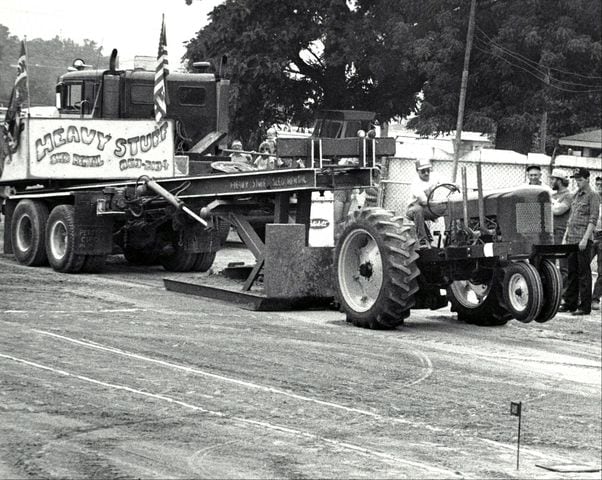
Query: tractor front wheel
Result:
<box><xmin>501</xmin><ymin>261</ymin><xmax>544</xmax><ymax>323</ymax></box>
<box><xmin>535</xmin><ymin>259</ymin><xmax>562</xmax><ymax>323</ymax></box>
<box><xmin>335</xmin><ymin>208</ymin><xmax>419</xmax><ymax>329</ymax></box>
<box><xmin>447</xmin><ymin>275</ymin><xmax>511</xmax><ymax>326</ymax></box>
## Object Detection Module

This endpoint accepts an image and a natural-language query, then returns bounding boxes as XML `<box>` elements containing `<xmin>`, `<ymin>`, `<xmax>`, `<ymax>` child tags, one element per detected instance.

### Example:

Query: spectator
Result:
<box><xmin>229</xmin><ymin>140</ymin><xmax>252</xmax><ymax>165</ymax></box>
<box><xmin>550</xmin><ymin>168</ymin><xmax>572</xmax><ymax>290</ymax></box>
<box><xmin>559</xmin><ymin>168</ymin><xmax>600</xmax><ymax>315</ymax></box>
<box><xmin>254</xmin><ymin>128</ymin><xmax>279</xmax><ymax>170</ymax></box>
<box><xmin>592</xmin><ymin>176</ymin><xmax>602</xmax><ymax>310</ymax></box>
<box><xmin>406</xmin><ymin>158</ymin><xmax>440</xmax><ymax>249</ymax></box>
<box><xmin>526</xmin><ymin>165</ymin><xmax>543</xmax><ymax>185</ymax></box>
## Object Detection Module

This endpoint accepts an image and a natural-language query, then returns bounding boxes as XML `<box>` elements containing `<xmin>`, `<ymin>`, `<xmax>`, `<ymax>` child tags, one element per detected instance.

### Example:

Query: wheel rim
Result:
<box><xmin>507</xmin><ymin>272</ymin><xmax>529</xmax><ymax>312</ymax></box>
<box><xmin>49</xmin><ymin>220</ymin><xmax>68</xmax><ymax>260</ymax></box>
<box><xmin>15</xmin><ymin>214</ymin><xmax>33</xmax><ymax>253</ymax></box>
<box><xmin>338</xmin><ymin>228</ymin><xmax>384</xmax><ymax>313</ymax></box>
<box><xmin>450</xmin><ymin>280</ymin><xmax>491</xmax><ymax>308</ymax></box>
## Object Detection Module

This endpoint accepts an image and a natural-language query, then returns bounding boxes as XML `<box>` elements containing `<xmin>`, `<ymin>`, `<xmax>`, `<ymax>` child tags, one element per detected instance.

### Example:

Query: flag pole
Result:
<box><xmin>23</xmin><ymin>36</ymin><xmax>31</xmax><ymax>112</ymax></box>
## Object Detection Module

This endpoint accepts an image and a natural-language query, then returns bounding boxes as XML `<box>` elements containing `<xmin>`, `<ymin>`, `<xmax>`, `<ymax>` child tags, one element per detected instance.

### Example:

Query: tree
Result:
<box><xmin>0</xmin><ymin>25</ymin><xmax>107</xmax><ymax>107</ymax></box>
<box><xmin>408</xmin><ymin>0</ymin><xmax>602</xmax><ymax>154</ymax></box>
<box><xmin>184</xmin><ymin>0</ymin><xmax>425</xmax><ymax>146</ymax></box>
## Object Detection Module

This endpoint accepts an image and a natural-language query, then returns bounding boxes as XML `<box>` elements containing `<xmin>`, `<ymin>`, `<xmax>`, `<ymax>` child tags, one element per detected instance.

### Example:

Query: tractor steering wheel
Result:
<box><xmin>426</xmin><ymin>183</ymin><xmax>460</xmax><ymax>218</ymax></box>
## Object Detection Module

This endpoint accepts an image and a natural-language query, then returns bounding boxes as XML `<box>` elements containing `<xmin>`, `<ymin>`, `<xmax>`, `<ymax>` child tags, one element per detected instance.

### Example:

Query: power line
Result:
<box><xmin>475</xmin><ymin>26</ymin><xmax>602</xmax><ymax>80</ymax></box>
<box><xmin>473</xmin><ymin>43</ymin><xmax>602</xmax><ymax>93</ymax></box>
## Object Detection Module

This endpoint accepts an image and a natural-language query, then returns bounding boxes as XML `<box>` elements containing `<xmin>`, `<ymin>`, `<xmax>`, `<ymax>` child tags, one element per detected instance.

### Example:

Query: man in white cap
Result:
<box><xmin>550</xmin><ymin>168</ymin><xmax>572</xmax><ymax>290</ymax></box>
<box><xmin>406</xmin><ymin>158</ymin><xmax>440</xmax><ymax>248</ymax></box>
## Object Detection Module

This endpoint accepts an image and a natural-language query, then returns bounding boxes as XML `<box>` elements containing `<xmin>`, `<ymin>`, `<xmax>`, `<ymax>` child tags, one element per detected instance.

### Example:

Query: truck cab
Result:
<box><xmin>55</xmin><ymin>59</ymin><xmax>229</xmax><ymax>151</ymax></box>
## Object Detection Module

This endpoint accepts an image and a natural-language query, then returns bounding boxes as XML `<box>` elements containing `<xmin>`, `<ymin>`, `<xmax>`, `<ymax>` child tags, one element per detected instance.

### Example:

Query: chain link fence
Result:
<box><xmin>380</xmin><ymin>152</ymin><xmax>602</xmax><ymax>216</ymax></box>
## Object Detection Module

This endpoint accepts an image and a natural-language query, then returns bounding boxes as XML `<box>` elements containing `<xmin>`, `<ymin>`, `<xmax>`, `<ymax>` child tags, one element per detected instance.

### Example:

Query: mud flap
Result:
<box><xmin>73</xmin><ymin>192</ymin><xmax>113</xmax><ymax>255</ymax></box>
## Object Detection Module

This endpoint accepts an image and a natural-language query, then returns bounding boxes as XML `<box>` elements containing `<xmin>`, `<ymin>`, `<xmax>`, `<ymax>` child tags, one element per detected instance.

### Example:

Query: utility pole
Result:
<box><xmin>452</xmin><ymin>0</ymin><xmax>477</xmax><ymax>182</ymax></box>
<box><xmin>540</xmin><ymin>68</ymin><xmax>550</xmax><ymax>153</ymax></box>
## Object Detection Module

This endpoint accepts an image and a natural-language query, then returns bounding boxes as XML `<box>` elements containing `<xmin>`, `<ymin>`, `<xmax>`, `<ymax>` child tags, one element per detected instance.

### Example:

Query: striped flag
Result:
<box><xmin>154</xmin><ymin>15</ymin><xmax>169</xmax><ymax>122</ymax></box>
<box><xmin>2</xmin><ymin>39</ymin><xmax>29</xmax><ymax>153</ymax></box>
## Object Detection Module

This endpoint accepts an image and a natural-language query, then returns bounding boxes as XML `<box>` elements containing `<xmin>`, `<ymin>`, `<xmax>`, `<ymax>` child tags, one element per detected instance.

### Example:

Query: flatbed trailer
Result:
<box><xmin>2</xmin><ymin>134</ymin><xmax>389</xmax><ymax>307</ymax></box>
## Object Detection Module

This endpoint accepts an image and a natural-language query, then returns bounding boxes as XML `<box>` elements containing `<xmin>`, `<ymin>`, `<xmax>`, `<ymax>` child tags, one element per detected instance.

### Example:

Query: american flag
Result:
<box><xmin>154</xmin><ymin>15</ymin><xmax>168</xmax><ymax>122</ymax></box>
<box><xmin>5</xmin><ymin>41</ymin><xmax>29</xmax><ymax>123</ymax></box>
<box><xmin>3</xmin><ymin>40</ymin><xmax>29</xmax><ymax>152</ymax></box>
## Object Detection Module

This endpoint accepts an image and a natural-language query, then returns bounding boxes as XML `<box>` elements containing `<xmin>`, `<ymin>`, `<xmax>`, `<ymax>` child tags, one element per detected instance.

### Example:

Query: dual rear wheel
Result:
<box><xmin>447</xmin><ymin>259</ymin><xmax>561</xmax><ymax>325</ymax></box>
<box><xmin>11</xmin><ymin>202</ymin><xmax>105</xmax><ymax>273</ymax></box>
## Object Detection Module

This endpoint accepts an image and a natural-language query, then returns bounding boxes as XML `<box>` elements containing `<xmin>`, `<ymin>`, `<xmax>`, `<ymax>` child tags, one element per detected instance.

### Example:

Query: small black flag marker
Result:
<box><xmin>510</xmin><ymin>401</ymin><xmax>523</xmax><ymax>469</ymax></box>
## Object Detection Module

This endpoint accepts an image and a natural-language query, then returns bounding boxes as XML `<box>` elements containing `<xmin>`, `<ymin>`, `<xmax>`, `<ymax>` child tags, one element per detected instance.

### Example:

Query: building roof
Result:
<box><xmin>558</xmin><ymin>129</ymin><xmax>602</xmax><ymax>148</ymax></box>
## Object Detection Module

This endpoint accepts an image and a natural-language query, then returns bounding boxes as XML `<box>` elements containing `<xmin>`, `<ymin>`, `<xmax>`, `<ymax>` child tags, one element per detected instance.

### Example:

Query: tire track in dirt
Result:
<box><xmin>22</xmin><ymin>327</ymin><xmax>589</xmax><ymax>466</ymax></box>
<box><xmin>0</xmin><ymin>352</ymin><xmax>461</xmax><ymax>479</ymax></box>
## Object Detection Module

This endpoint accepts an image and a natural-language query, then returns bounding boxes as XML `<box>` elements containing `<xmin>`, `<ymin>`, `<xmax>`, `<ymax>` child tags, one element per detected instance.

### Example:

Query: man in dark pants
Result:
<box><xmin>591</xmin><ymin>176</ymin><xmax>602</xmax><ymax>310</ymax></box>
<box><xmin>559</xmin><ymin>168</ymin><xmax>600</xmax><ymax>315</ymax></box>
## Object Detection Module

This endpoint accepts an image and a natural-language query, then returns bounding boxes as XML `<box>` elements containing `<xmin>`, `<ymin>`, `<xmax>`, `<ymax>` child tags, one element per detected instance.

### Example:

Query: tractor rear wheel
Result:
<box><xmin>45</xmin><ymin>205</ymin><xmax>86</xmax><ymax>273</ymax></box>
<box><xmin>535</xmin><ymin>259</ymin><xmax>562</xmax><ymax>323</ymax></box>
<box><xmin>501</xmin><ymin>261</ymin><xmax>544</xmax><ymax>323</ymax></box>
<box><xmin>11</xmin><ymin>199</ymin><xmax>49</xmax><ymax>266</ymax></box>
<box><xmin>447</xmin><ymin>275</ymin><xmax>511</xmax><ymax>326</ymax></box>
<box><xmin>335</xmin><ymin>207</ymin><xmax>419</xmax><ymax>329</ymax></box>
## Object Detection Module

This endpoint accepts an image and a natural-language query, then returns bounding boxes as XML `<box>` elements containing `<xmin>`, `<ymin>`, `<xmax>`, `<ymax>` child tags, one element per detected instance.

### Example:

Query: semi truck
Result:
<box><xmin>0</xmin><ymin>53</ymin><xmax>567</xmax><ymax>328</ymax></box>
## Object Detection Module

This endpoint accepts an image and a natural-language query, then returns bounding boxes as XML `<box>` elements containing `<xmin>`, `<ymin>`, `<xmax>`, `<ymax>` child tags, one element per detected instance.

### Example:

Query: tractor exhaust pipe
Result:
<box><xmin>476</xmin><ymin>161</ymin><xmax>486</xmax><ymax>234</ymax></box>
<box><xmin>461</xmin><ymin>166</ymin><xmax>469</xmax><ymax>228</ymax></box>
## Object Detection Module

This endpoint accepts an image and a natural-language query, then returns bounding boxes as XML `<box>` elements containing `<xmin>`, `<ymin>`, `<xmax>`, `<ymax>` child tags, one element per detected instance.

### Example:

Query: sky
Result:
<box><xmin>0</xmin><ymin>0</ymin><xmax>225</xmax><ymax>69</ymax></box>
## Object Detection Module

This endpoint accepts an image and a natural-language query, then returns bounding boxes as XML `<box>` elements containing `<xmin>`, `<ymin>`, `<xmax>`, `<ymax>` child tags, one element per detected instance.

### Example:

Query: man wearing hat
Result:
<box><xmin>406</xmin><ymin>158</ymin><xmax>440</xmax><ymax>249</ymax></box>
<box><xmin>559</xmin><ymin>167</ymin><xmax>600</xmax><ymax>315</ymax></box>
<box><xmin>526</xmin><ymin>165</ymin><xmax>543</xmax><ymax>185</ymax></box>
<box><xmin>550</xmin><ymin>168</ymin><xmax>573</xmax><ymax>290</ymax></box>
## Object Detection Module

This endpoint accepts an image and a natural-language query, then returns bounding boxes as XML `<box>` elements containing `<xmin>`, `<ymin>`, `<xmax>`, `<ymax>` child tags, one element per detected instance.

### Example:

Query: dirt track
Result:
<box><xmin>0</xmin><ymin>238</ymin><xmax>601</xmax><ymax>478</ymax></box>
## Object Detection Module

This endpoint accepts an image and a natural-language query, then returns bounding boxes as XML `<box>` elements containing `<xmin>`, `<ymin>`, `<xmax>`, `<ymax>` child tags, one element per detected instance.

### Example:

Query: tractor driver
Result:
<box><xmin>406</xmin><ymin>158</ymin><xmax>440</xmax><ymax>249</ymax></box>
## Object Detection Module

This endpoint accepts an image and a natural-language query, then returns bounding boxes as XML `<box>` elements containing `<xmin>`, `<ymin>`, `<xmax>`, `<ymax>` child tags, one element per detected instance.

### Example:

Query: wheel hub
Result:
<box><xmin>337</xmin><ymin>229</ymin><xmax>383</xmax><ymax>313</ymax></box>
<box><xmin>359</xmin><ymin>261</ymin><xmax>373</xmax><ymax>279</ymax></box>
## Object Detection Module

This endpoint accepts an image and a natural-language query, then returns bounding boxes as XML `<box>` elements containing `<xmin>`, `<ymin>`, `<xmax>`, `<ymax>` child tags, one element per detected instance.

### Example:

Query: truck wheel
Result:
<box><xmin>535</xmin><ymin>259</ymin><xmax>561</xmax><ymax>323</ymax></box>
<box><xmin>160</xmin><ymin>243</ymin><xmax>196</xmax><ymax>272</ymax></box>
<box><xmin>335</xmin><ymin>208</ymin><xmax>419</xmax><ymax>329</ymax></box>
<box><xmin>123</xmin><ymin>247</ymin><xmax>158</xmax><ymax>266</ymax></box>
<box><xmin>192</xmin><ymin>252</ymin><xmax>217</xmax><ymax>272</ymax></box>
<box><xmin>447</xmin><ymin>277</ymin><xmax>511</xmax><ymax>326</ymax></box>
<box><xmin>11</xmin><ymin>200</ymin><xmax>49</xmax><ymax>266</ymax></box>
<box><xmin>45</xmin><ymin>205</ymin><xmax>86</xmax><ymax>273</ymax></box>
<box><xmin>81</xmin><ymin>255</ymin><xmax>106</xmax><ymax>273</ymax></box>
<box><xmin>501</xmin><ymin>261</ymin><xmax>543</xmax><ymax>323</ymax></box>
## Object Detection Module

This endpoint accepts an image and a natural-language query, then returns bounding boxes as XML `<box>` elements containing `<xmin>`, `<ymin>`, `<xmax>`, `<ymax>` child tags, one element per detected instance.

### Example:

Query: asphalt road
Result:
<box><xmin>0</xmin><ymin>244</ymin><xmax>601</xmax><ymax>479</ymax></box>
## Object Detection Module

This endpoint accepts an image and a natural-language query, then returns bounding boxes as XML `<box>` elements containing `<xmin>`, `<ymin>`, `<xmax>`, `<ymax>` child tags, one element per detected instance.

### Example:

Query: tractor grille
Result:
<box><xmin>516</xmin><ymin>202</ymin><xmax>552</xmax><ymax>233</ymax></box>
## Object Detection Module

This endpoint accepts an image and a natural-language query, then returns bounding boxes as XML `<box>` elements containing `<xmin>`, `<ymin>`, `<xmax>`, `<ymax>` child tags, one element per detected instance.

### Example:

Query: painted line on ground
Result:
<box><xmin>34</xmin><ymin>329</ymin><xmax>439</xmax><ymax>430</ymax></box>
<box><xmin>0</xmin><ymin>352</ymin><xmax>460</xmax><ymax>478</ymax></box>
<box><xmin>3</xmin><ymin>309</ymin><xmax>145</xmax><ymax>314</ymax></box>
<box><xmin>30</xmin><ymin>328</ymin><xmax>571</xmax><ymax>463</ymax></box>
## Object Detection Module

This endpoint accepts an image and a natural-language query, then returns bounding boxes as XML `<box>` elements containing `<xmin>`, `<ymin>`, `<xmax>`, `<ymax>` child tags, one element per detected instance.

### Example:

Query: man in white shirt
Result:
<box><xmin>406</xmin><ymin>158</ymin><xmax>440</xmax><ymax>249</ymax></box>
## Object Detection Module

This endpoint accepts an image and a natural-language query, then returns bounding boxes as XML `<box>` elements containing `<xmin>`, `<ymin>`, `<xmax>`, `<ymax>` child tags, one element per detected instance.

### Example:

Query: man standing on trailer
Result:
<box><xmin>559</xmin><ymin>168</ymin><xmax>600</xmax><ymax>315</ymax></box>
<box><xmin>406</xmin><ymin>158</ymin><xmax>440</xmax><ymax>249</ymax></box>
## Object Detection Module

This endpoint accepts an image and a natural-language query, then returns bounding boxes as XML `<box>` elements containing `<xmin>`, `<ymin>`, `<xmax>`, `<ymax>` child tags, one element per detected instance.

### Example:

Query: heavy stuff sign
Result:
<box><xmin>0</xmin><ymin>117</ymin><xmax>178</xmax><ymax>182</ymax></box>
